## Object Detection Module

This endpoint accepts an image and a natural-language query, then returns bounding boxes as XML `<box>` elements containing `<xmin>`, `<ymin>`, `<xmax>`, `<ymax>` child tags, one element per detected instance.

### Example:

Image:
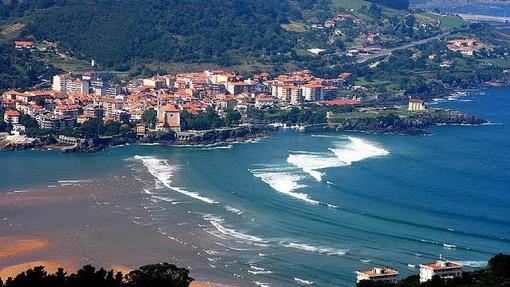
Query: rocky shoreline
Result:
<box><xmin>300</xmin><ymin>109</ymin><xmax>488</xmax><ymax>135</ymax></box>
<box><xmin>0</xmin><ymin>126</ymin><xmax>274</xmax><ymax>153</ymax></box>
<box><xmin>0</xmin><ymin>109</ymin><xmax>488</xmax><ymax>153</ymax></box>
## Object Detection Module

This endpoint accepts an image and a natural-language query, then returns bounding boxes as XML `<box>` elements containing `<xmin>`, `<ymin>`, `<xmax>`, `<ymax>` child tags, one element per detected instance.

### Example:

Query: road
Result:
<box><xmin>356</xmin><ymin>32</ymin><xmax>450</xmax><ymax>64</ymax></box>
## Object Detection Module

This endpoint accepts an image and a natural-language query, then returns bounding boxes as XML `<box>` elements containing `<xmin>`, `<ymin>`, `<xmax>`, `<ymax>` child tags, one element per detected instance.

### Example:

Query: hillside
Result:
<box><xmin>0</xmin><ymin>0</ymin><xmax>419</xmax><ymax>70</ymax></box>
<box><xmin>23</xmin><ymin>0</ymin><xmax>298</xmax><ymax>67</ymax></box>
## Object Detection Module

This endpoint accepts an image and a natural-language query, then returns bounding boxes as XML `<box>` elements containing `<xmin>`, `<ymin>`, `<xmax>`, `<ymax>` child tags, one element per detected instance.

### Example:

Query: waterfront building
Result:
<box><xmin>157</xmin><ymin>104</ymin><xmax>181</xmax><ymax>132</ymax></box>
<box><xmin>356</xmin><ymin>267</ymin><xmax>399</xmax><ymax>284</ymax></box>
<box><xmin>419</xmin><ymin>260</ymin><xmax>463</xmax><ymax>283</ymax></box>
<box><xmin>408</xmin><ymin>98</ymin><xmax>425</xmax><ymax>111</ymax></box>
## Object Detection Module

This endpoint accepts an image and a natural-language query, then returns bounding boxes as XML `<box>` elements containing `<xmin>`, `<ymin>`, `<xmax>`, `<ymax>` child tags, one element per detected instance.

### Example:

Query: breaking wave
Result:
<box><xmin>250</xmin><ymin>168</ymin><xmax>318</xmax><ymax>204</ymax></box>
<box><xmin>294</xmin><ymin>277</ymin><xmax>314</xmax><ymax>285</ymax></box>
<box><xmin>134</xmin><ymin>155</ymin><xmax>217</xmax><ymax>204</ymax></box>
<box><xmin>280</xmin><ymin>241</ymin><xmax>348</xmax><ymax>256</ymax></box>
<box><xmin>288</xmin><ymin>137</ymin><xmax>389</xmax><ymax>181</ymax></box>
<box><xmin>204</xmin><ymin>215</ymin><xmax>267</xmax><ymax>243</ymax></box>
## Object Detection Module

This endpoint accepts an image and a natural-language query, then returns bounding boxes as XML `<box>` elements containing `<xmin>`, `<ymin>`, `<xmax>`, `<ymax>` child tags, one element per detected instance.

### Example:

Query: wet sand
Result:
<box><xmin>0</xmin><ymin>172</ymin><xmax>235</xmax><ymax>285</ymax></box>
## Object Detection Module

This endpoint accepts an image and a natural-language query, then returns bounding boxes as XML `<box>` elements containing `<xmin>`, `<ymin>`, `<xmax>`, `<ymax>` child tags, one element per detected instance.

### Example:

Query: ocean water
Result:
<box><xmin>1</xmin><ymin>88</ymin><xmax>509</xmax><ymax>286</ymax></box>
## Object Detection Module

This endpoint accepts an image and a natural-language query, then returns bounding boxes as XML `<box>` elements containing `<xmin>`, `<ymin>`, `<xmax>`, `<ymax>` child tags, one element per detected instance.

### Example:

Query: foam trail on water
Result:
<box><xmin>280</xmin><ymin>242</ymin><xmax>348</xmax><ymax>256</ymax></box>
<box><xmin>250</xmin><ymin>168</ymin><xmax>319</xmax><ymax>204</ymax></box>
<box><xmin>135</xmin><ymin>155</ymin><xmax>217</xmax><ymax>204</ymax></box>
<box><xmin>204</xmin><ymin>215</ymin><xmax>267</xmax><ymax>243</ymax></box>
<box><xmin>294</xmin><ymin>277</ymin><xmax>314</xmax><ymax>285</ymax></box>
<box><xmin>459</xmin><ymin>261</ymin><xmax>487</xmax><ymax>268</ymax></box>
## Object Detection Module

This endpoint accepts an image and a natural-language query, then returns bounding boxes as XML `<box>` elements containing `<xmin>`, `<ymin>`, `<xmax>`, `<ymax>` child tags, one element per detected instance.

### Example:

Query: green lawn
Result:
<box><xmin>483</xmin><ymin>58</ymin><xmax>510</xmax><ymax>69</ymax></box>
<box><xmin>330</xmin><ymin>0</ymin><xmax>368</xmax><ymax>11</ymax></box>
<box><xmin>281</xmin><ymin>21</ymin><xmax>307</xmax><ymax>33</ymax></box>
<box><xmin>46</xmin><ymin>54</ymin><xmax>91</xmax><ymax>71</ymax></box>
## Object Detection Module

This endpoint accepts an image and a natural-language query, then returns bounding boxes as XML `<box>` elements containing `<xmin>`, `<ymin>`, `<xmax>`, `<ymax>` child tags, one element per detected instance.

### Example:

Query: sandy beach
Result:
<box><xmin>0</xmin><ymin>172</ymin><xmax>234</xmax><ymax>285</ymax></box>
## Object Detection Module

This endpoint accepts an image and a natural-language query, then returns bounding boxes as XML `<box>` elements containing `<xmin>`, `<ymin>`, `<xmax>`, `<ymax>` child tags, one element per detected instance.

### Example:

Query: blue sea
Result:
<box><xmin>0</xmin><ymin>88</ymin><xmax>509</xmax><ymax>286</ymax></box>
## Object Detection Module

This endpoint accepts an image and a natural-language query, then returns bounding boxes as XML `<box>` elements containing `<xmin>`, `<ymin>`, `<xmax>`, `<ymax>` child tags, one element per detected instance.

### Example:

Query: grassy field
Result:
<box><xmin>482</xmin><ymin>58</ymin><xmax>510</xmax><ymax>69</ymax></box>
<box><xmin>281</xmin><ymin>21</ymin><xmax>307</xmax><ymax>33</ymax></box>
<box><xmin>46</xmin><ymin>54</ymin><xmax>91</xmax><ymax>71</ymax></box>
<box><xmin>330</xmin><ymin>0</ymin><xmax>369</xmax><ymax>11</ymax></box>
<box><xmin>416</xmin><ymin>13</ymin><xmax>466</xmax><ymax>30</ymax></box>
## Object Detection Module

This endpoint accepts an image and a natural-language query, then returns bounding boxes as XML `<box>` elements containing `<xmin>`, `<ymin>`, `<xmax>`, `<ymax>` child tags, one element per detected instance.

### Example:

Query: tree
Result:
<box><xmin>224</xmin><ymin>109</ymin><xmax>241</xmax><ymax>126</ymax></box>
<box><xmin>19</xmin><ymin>114</ymin><xmax>39</xmax><ymax>129</ymax></box>
<box><xmin>0</xmin><ymin>121</ymin><xmax>8</xmax><ymax>132</ymax></box>
<box><xmin>127</xmin><ymin>263</ymin><xmax>193</xmax><ymax>287</ymax></box>
<box><xmin>142</xmin><ymin>109</ymin><xmax>157</xmax><ymax>129</ymax></box>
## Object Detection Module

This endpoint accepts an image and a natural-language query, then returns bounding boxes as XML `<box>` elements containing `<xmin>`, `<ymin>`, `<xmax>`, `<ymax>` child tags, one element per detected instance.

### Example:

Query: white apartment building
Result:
<box><xmin>420</xmin><ymin>260</ymin><xmax>463</xmax><ymax>283</ymax></box>
<box><xmin>52</xmin><ymin>74</ymin><xmax>89</xmax><ymax>95</ymax></box>
<box><xmin>356</xmin><ymin>267</ymin><xmax>399</xmax><ymax>284</ymax></box>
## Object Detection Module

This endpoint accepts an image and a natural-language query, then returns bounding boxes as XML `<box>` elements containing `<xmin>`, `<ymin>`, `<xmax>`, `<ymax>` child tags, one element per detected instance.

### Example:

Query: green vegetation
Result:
<box><xmin>246</xmin><ymin>107</ymin><xmax>328</xmax><ymax>125</ymax></box>
<box><xmin>0</xmin><ymin>262</ymin><xmax>193</xmax><ymax>287</ymax></box>
<box><xmin>357</xmin><ymin>253</ymin><xmax>510</xmax><ymax>287</ymax></box>
<box><xmin>0</xmin><ymin>43</ymin><xmax>61</xmax><ymax>92</ymax></box>
<box><xmin>3</xmin><ymin>0</ymin><xmax>297</xmax><ymax>68</ymax></box>
<box><xmin>142</xmin><ymin>109</ymin><xmax>158</xmax><ymax>129</ymax></box>
<box><xmin>181</xmin><ymin>109</ymin><xmax>241</xmax><ymax>130</ymax></box>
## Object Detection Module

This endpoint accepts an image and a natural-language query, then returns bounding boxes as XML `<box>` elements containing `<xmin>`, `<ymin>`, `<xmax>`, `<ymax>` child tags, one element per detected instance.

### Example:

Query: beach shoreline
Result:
<box><xmin>0</xmin><ymin>173</ymin><xmax>237</xmax><ymax>285</ymax></box>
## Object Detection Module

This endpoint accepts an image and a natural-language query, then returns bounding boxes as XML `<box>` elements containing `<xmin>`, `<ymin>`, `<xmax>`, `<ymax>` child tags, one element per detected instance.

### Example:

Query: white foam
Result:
<box><xmin>329</xmin><ymin>137</ymin><xmax>389</xmax><ymax>166</ymax></box>
<box><xmin>294</xmin><ymin>277</ymin><xmax>314</xmax><ymax>285</ymax></box>
<box><xmin>288</xmin><ymin>137</ymin><xmax>389</xmax><ymax>181</ymax></box>
<box><xmin>280</xmin><ymin>242</ymin><xmax>347</xmax><ymax>256</ymax></box>
<box><xmin>225</xmin><ymin>205</ymin><xmax>244</xmax><ymax>215</ymax></box>
<box><xmin>58</xmin><ymin>179</ymin><xmax>93</xmax><ymax>184</ymax></box>
<box><xmin>200</xmin><ymin>145</ymin><xmax>233</xmax><ymax>150</ymax></box>
<box><xmin>459</xmin><ymin>261</ymin><xmax>487</xmax><ymax>268</ymax></box>
<box><xmin>250</xmin><ymin>168</ymin><xmax>318</xmax><ymax>204</ymax></box>
<box><xmin>204</xmin><ymin>215</ymin><xmax>267</xmax><ymax>243</ymax></box>
<box><xmin>135</xmin><ymin>155</ymin><xmax>217</xmax><ymax>204</ymax></box>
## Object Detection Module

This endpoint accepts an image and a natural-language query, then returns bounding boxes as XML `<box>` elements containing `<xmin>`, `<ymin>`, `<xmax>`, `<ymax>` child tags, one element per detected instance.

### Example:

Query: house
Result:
<box><xmin>225</xmin><ymin>81</ymin><xmax>253</xmax><ymax>95</ymax></box>
<box><xmin>307</xmin><ymin>48</ymin><xmax>326</xmax><ymax>56</ymax></box>
<box><xmin>324</xmin><ymin>20</ymin><xmax>336</xmax><ymax>28</ymax></box>
<box><xmin>15</xmin><ymin>41</ymin><xmax>35</xmax><ymax>50</ymax></box>
<box><xmin>136</xmin><ymin>123</ymin><xmax>147</xmax><ymax>138</ymax></box>
<box><xmin>319</xmin><ymin>98</ymin><xmax>360</xmax><ymax>106</ymax></box>
<box><xmin>255</xmin><ymin>94</ymin><xmax>276</xmax><ymax>108</ymax></box>
<box><xmin>408</xmin><ymin>98</ymin><xmax>425</xmax><ymax>111</ymax></box>
<box><xmin>3</xmin><ymin>110</ymin><xmax>20</xmax><ymax>124</ymax></box>
<box><xmin>367</xmin><ymin>33</ymin><xmax>379</xmax><ymax>44</ymax></box>
<box><xmin>420</xmin><ymin>260</ymin><xmax>463</xmax><ymax>283</ymax></box>
<box><xmin>356</xmin><ymin>267</ymin><xmax>399</xmax><ymax>284</ymax></box>
<box><xmin>157</xmin><ymin>104</ymin><xmax>181</xmax><ymax>132</ymax></box>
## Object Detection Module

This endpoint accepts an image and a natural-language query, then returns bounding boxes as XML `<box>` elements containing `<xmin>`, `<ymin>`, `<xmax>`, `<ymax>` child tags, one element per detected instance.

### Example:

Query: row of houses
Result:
<box><xmin>1</xmin><ymin>69</ymin><xmax>359</xmax><ymax>136</ymax></box>
<box><xmin>356</xmin><ymin>259</ymin><xmax>464</xmax><ymax>284</ymax></box>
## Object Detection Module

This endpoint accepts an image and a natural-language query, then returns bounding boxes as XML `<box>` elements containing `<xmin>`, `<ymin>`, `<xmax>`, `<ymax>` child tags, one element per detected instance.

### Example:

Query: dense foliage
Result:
<box><xmin>357</xmin><ymin>253</ymin><xmax>510</xmax><ymax>287</ymax></box>
<box><xmin>180</xmin><ymin>109</ymin><xmax>241</xmax><ymax>130</ymax></box>
<box><xmin>0</xmin><ymin>263</ymin><xmax>193</xmax><ymax>287</ymax></box>
<box><xmin>0</xmin><ymin>43</ymin><xmax>60</xmax><ymax>92</ymax></box>
<box><xmin>11</xmin><ymin>0</ymin><xmax>298</xmax><ymax>67</ymax></box>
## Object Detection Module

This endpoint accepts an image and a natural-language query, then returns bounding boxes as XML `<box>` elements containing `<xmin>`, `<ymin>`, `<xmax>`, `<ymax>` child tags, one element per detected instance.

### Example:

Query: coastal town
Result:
<box><xmin>1</xmin><ymin>34</ymin><xmax>494</xmax><ymax>152</ymax></box>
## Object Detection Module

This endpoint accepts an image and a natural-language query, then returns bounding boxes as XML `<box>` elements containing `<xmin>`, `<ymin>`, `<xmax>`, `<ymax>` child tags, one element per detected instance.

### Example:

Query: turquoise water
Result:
<box><xmin>1</xmin><ymin>88</ymin><xmax>509</xmax><ymax>286</ymax></box>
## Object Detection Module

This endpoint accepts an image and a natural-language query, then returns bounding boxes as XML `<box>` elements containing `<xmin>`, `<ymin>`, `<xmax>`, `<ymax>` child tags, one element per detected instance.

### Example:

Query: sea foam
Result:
<box><xmin>250</xmin><ymin>168</ymin><xmax>318</xmax><ymax>204</ymax></box>
<box><xmin>280</xmin><ymin>242</ymin><xmax>348</xmax><ymax>256</ymax></box>
<box><xmin>204</xmin><ymin>215</ymin><xmax>267</xmax><ymax>244</ymax></box>
<box><xmin>135</xmin><ymin>155</ymin><xmax>217</xmax><ymax>204</ymax></box>
<box><xmin>288</xmin><ymin>137</ymin><xmax>389</xmax><ymax>181</ymax></box>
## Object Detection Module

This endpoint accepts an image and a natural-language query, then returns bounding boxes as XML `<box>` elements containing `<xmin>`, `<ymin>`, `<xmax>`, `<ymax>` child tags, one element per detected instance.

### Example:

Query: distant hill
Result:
<box><xmin>1</xmin><ymin>0</ymin><xmax>303</xmax><ymax>68</ymax></box>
